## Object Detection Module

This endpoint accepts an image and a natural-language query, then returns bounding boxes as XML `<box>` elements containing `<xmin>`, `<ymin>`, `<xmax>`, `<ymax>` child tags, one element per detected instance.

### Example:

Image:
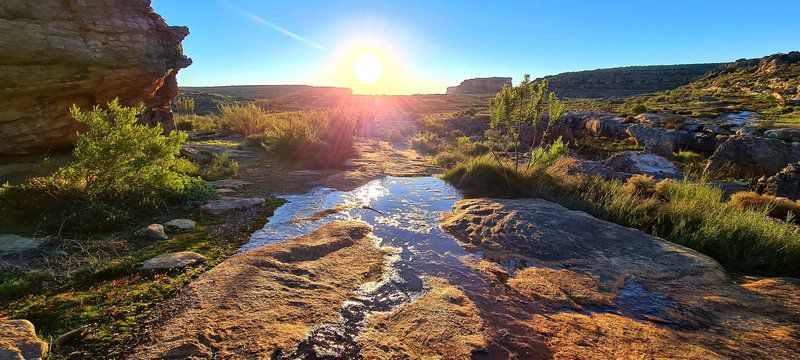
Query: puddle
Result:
<box><xmin>245</xmin><ymin>177</ymin><xmax>490</xmax><ymax>359</ymax></box>
<box><xmin>721</xmin><ymin>111</ymin><xmax>758</xmax><ymax>126</ymax></box>
<box><xmin>616</xmin><ymin>277</ymin><xmax>678</xmax><ymax>322</ymax></box>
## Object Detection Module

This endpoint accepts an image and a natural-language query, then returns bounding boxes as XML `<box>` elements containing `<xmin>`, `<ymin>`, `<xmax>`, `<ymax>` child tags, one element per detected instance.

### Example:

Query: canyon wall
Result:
<box><xmin>446</xmin><ymin>77</ymin><xmax>512</xmax><ymax>95</ymax></box>
<box><xmin>0</xmin><ymin>0</ymin><xmax>191</xmax><ymax>154</ymax></box>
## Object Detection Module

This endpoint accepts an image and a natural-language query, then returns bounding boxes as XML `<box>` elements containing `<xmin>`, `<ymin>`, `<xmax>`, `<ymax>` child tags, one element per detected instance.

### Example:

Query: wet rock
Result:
<box><xmin>755</xmin><ymin>162</ymin><xmax>800</xmax><ymax>201</ymax></box>
<box><xmin>132</xmin><ymin>221</ymin><xmax>385</xmax><ymax>359</ymax></box>
<box><xmin>625</xmin><ymin>124</ymin><xmax>678</xmax><ymax>156</ymax></box>
<box><xmin>605</xmin><ymin>151</ymin><xmax>682</xmax><ymax>180</ymax></box>
<box><xmin>706</xmin><ymin>134</ymin><xmax>800</xmax><ymax>178</ymax></box>
<box><xmin>0</xmin><ymin>0</ymin><xmax>191</xmax><ymax>154</ymax></box>
<box><xmin>141</xmin><ymin>252</ymin><xmax>206</xmax><ymax>269</ymax></box>
<box><xmin>207</xmin><ymin>179</ymin><xmax>252</xmax><ymax>189</ymax></box>
<box><xmin>441</xmin><ymin>198</ymin><xmax>800</xmax><ymax>358</ymax></box>
<box><xmin>0</xmin><ymin>234</ymin><xmax>45</xmax><ymax>255</ymax></box>
<box><xmin>201</xmin><ymin>196</ymin><xmax>265</xmax><ymax>216</ymax></box>
<box><xmin>0</xmin><ymin>319</ymin><xmax>48</xmax><ymax>360</ymax></box>
<box><xmin>764</xmin><ymin>128</ymin><xmax>800</xmax><ymax>143</ymax></box>
<box><xmin>164</xmin><ymin>219</ymin><xmax>196</xmax><ymax>232</ymax></box>
<box><xmin>138</xmin><ymin>224</ymin><xmax>168</xmax><ymax>240</ymax></box>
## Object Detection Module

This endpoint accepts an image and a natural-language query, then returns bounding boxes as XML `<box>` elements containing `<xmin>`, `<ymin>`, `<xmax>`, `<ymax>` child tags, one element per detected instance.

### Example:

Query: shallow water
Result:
<box><xmin>244</xmin><ymin>177</ymin><xmax>489</xmax><ymax>358</ymax></box>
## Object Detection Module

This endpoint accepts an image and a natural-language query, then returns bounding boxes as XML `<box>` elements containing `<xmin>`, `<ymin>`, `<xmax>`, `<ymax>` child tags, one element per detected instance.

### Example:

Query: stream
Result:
<box><xmin>242</xmin><ymin>176</ymin><xmax>495</xmax><ymax>359</ymax></box>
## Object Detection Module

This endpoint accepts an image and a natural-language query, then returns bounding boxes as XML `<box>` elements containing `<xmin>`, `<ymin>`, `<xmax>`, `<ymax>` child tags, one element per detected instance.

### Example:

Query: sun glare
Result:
<box><xmin>352</xmin><ymin>53</ymin><xmax>383</xmax><ymax>84</ymax></box>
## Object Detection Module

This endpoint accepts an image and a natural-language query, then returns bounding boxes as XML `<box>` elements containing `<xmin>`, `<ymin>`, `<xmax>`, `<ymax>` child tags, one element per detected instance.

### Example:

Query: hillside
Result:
<box><xmin>620</xmin><ymin>51</ymin><xmax>800</xmax><ymax>116</ymax></box>
<box><xmin>539</xmin><ymin>63</ymin><xmax>722</xmax><ymax>98</ymax></box>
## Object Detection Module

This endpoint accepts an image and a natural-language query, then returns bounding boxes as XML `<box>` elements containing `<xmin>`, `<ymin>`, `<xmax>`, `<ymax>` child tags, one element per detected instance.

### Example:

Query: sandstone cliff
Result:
<box><xmin>446</xmin><ymin>77</ymin><xmax>512</xmax><ymax>94</ymax></box>
<box><xmin>539</xmin><ymin>63</ymin><xmax>721</xmax><ymax>98</ymax></box>
<box><xmin>0</xmin><ymin>0</ymin><xmax>191</xmax><ymax>154</ymax></box>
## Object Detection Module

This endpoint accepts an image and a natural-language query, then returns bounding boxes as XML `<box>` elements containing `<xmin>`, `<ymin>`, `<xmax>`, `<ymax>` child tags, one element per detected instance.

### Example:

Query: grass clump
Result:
<box><xmin>0</xmin><ymin>99</ymin><xmax>214</xmax><ymax>232</ymax></box>
<box><xmin>409</xmin><ymin>131</ymin><xmax>446</xmax><ymax>155</ymax></box>
<box><xmin>728</xmin><ymin>191</ymin><xmax>800</xmax><ymax>221</ymax></box>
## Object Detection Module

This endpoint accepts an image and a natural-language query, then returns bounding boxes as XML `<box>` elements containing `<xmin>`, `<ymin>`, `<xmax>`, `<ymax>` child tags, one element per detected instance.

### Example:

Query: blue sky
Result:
<box><xmin>152</xmin><ymin>0</ymin><xmax>800</xmax><ymax>94</ymax></box>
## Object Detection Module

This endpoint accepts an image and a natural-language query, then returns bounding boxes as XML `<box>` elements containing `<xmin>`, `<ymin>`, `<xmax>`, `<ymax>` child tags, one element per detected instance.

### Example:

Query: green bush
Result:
<box><xmin>629</xmin><ymin>103</ymin><xmax>648</xmax><ymax>115</ymax></box>
<box><xmin>409</xmin><ymin>131</ymin><xmax>445</xmax><ymax>154</ymax></box>
<box><xmin>0</xmin><ymin>99</ymin><xmax>213</xmax><ymax>231</ymax></box>
<box><xmin>220</xmin><ymin>103</ymin><xmax>272</xmax><ymax>135</ymax></box>
<box><xmin>198</xmin><ymin>152</ymin><xmax>240</xmax><ymax>180</ymax></box>
<box><xmin>174</xmin><ymin>97</ymin><xmax>196</xmax><ymax>115</ymax></box>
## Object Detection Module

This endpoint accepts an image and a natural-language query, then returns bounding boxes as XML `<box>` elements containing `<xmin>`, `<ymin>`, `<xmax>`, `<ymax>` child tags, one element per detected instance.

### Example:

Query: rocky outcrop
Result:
<box><xmin>446</xmin><ymin>77</ymin><xmax>512</xmax><ymax>95</ymax></box>
<box><xmin>756</xmin><ymin>162</ymin><xmax>800</xmax><ymax>201</ymax></box>
<box><xmin>0</xmin><ymin>319</ymin><xmax>48</xmax><ymax>360</ymax></box>
<box><xmin>605</xmin><ymin>151</ymin><xmax>683</xmax><ymax>180</ymax></box>
<box><xmin>706</xmin><ymin>134</ymin><xmax>800</xmax><ymax>178</ymax></box>
<box><xmin>539</xmin><ymin>63</ymin><xmax>721</xmax><ymax>98</ymax></box>
<box><xmin>201</xmin><ymin>196</ymin><xmax>265</xmax><ymax>216</ymax></box>
<box><xmin>0</xmin><ymin>0</ymin><xmax>191</xmax><ymax>154</ymax></box>
<box><xmin>441</xmin><ymin>198</ymin><xmax>800</xmax><ymax>358</ymax></box>
<box><xmin>141</xmin><ymin>251</ymin><xmax>206</xmax><ymax>269</ymax></box>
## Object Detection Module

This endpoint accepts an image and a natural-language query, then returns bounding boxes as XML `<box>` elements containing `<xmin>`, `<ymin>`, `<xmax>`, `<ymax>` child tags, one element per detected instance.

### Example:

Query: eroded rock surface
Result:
<box><xmin>0</xmin><ymin>0</ymin><xmax>191</xmax><ymax>154</ymax></box>
<box><xmin>132</xmin><ymin>221</ymin><xmax>386</xmax><ymax>359</ymax></box>
<box><xmin>0</xmin><ymin>319</ymin><xmax>48</xmax><ymax>360</ymax></box>
<box><xmin>605</xmin><ymin>151</ymin><xmax>683</xmax><ymax>180</ymax></box>
<box><xmin>201</xmin><ymin>196</ymin><xmax>265</xmax><ymax>216</ymax></box>
<box><xmin>756</xmin><ymin>162</ymin><xmax>800</xmax><ymax>201</ymax></box>
<box><xmin>441</xmin><ymin>198</ymin><xmax>800</xmax><ymax>358</ymax></box>
<box><xmin>141</xmin><ymin>252</ymin><xmax>206</xmax><ymax>270</ymax></box>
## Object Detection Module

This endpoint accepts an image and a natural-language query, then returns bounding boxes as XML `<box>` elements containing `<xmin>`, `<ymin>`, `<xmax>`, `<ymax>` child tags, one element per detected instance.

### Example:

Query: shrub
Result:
<box><xmin>442</xmin><ymin>155</ymin><xmax>536</xmax><ymax>197</ymax></box>
<box><xmin>257</xmin><ymin>108</ymin><xmax>359</xmax><ymax>167</ymax></box>
<box><xmin>174</xmin><ymin>97</ymin><xmax>195</xmax><ymax>115</ymax></box>
<box><xmin>0</xmin><ymin>99</ymin><xmax>213</xmax><ymax>231</ymax></box>
<box><xmin>175</xmin><ymin>114</ymin><xmax>221</xmax><ymax>131</ymax></box>
<box><xmin>219</xmin><ymin>103</ymin><xmax>271</xmax><ymax>135</ymax></box>
<box><xmin>629</xmin><ymin>103</ymin><xmax>648</xmax><ymax>115</ymax></box>
<box><xmin>198</xmin><ymin>152</ymin><xmax>240</xmax><ymax>180</ymax></box>
<box><xmin>623</xmin><ymin>174</ymin><xmax>656</xmax><ymax>196</ymax></box>
<box><xmin>409</xmin><ymin>132</ymin><xmax>445</xmax><ymax>155</ymax></box>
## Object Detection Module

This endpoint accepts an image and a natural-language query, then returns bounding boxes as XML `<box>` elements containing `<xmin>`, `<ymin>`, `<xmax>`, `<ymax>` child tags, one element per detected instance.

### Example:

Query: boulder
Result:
<box><xmin>755</xmin><ymin>162</ymin><xmax>800</xmax><ymax>201</ymax></box>
<box><xmin>708</xmin><ymin>180</ymin><xmax>750</xmax><ymax>200</ymax></box>
<box><xmin>201</xmin><ymin>196</ymin><xmax>265</xmax><ymax>216</ymax></box>
<box><xmin>625</xmin><ymin>124</ymin><xmax>678</xmax><ymax>156</ymax></box>
<box><xmin>0</xmin><ymin>234</ymin><xmax>45</xmax><ymax>255</ymax></box>
<box><xmin>580</xmin><ymin>112</ymin><xmax>630</xmax><ymax>140</ymax></box>
<box><xmin>0</xmin><ymin>319</ymin><xmax>48</xmax><ymax>359</ymax></box>
<box><xmin>0</xmin><ymin>0</ymin><xmax>191</xmax><ymax>154</ymax></box>
<box><xmin>706</xmin><ymin>134</ymin><xmax>800</xmax><ymax>178</ymax></box>
<box><xmin>141</xmin><ymin>251</ymin><xmax>206</xmax><ymax>269</ymax></box>
<box><xmin>764</xmin><ymin>128</ymin><xmax>800</xmax><ymax>143</ymax></box>
<box><xmin>440</xmin><ymin>198</ymin><xmax>800</xmax><ymax>358</ymax></box>
<box><xmin>446</xmin><ymin>77</ymin><xmax>512</xmax><ymax>94</ymax></box>
<box><xmin>605</xmin><ymin>151</ymin><xmax>682</xmax><ymax>180</ymax></box>
<box><xmin>138</xmin><ymin>224</ymin><xmax>168</xmax><ymax>240</ymax></box>
<box><xmin>164</xmin><ymin>219</ymin><xmax>196</xmax><ymax>232</ymax></box>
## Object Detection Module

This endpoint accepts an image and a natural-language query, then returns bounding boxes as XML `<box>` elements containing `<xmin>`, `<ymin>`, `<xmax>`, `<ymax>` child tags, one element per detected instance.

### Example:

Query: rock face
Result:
<box><xmin>0</xmin><ymin>319</ymin><xmax>48</xmax><ymax>360</ymax></box>
<box><xmin>446</xmin><ymin>77</ymin><xmax>512</xmax><ymax>95</ymax></box>
<box><xmin>441</xmin><ymin>198</ymin><xmax>800</xmax><ymax>358</ymax></box>
<box><xmin>0</xmin><ymin>0</ymin><xmax>191</xmax><ymax>154</ymax></box>
<box><xmin>539</xmin><ymin>63</ymin><xmax>721</xmax><ymax>98</ymax></box>
<box><xmin>756</xmin><ymin>162</ymin><xmax>800</xmax><ymax>201</ymax></box>
<box><xmin>706</xmin><ymin>134</ymin><xmax>800</xmax><ymax>178</ymax></box>
<box><xmin>605</xmin><ymin>151</ymin><xmax>683</xmax><ymax>180</ymax></box>
<box><xmin>141</xmin><ymin>251</ymin><xmax>206</xmax><ymax>269</ymax></box>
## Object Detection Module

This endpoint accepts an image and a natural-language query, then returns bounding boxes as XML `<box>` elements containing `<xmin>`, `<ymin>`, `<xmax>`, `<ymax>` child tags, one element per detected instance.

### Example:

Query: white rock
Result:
<box><xmin>0</xmin><ymin>319</ymin><xmax>48</xmax><ymax>359</ymax></box>
<box><xmin>138</xmin><ymin>224</ymin><xmax>168</xmax><ymax>240</ymax></box>
<box><xmin>141</xmin><ymin>251</ymin><xmax>206</xmax><ymax>269</ymax></box>
<box><xmin>0</xmin><ymin>234</ymin><xmax>45</xmax><ymax>254</ymax></box>
<box><xmin>164</xmin><ymin>219</ymin><xmax>196</xmax><ymax>231</ymax></box>
<box><xmin>201</xmin><ymin>197</ymin><xmax>265</xmax><ymax>216</ymax></box>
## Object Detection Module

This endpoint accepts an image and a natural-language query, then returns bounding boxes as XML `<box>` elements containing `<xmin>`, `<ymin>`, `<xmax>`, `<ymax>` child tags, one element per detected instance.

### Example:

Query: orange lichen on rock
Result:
<box><xmin>359</xmin><ymin>277</ymin><xmax>487</xmax><ymax>359</ymax></box>
<box><xmin>132</xmin><ymin>221</ymin><xmax>386</xmax><ymax>359</ymax></box>
<box><xmin>507</xmin><ymin>267</ymin><xmax>615</xmax><ymax>309</ymax></box>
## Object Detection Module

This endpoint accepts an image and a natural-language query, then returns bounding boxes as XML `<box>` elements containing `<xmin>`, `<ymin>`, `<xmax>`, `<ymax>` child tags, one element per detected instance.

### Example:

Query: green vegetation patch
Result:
<box><xmin>0</xmin><ymin>199</ymin><xmax>284</xmax><ymax>359</ymax></box>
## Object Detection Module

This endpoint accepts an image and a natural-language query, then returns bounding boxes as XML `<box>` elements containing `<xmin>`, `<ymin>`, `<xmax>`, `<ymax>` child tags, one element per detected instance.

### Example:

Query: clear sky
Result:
<box><xmin>152</xmin><ymin>0</ymin><xmax>800</xmax><ymax>95</ymax></box>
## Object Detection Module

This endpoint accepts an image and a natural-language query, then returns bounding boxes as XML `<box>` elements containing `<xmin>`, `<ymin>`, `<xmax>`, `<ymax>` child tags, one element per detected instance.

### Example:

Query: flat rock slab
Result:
<box><xmin>138</xmin><ymin>224</ymin><xmax>168</xmax><ymax>240</ymax></box>
<box><xmin>0</xmin><ymin>319</ymin><xmax>48</xmax><ymax>360</ymax></box>
<box><xmin>207</xmin><ymin>179</ymin><xmax>252</xmax><ymax>189</ymax></box>
<box><xmin>164</xmin><ymin>219</ymin><xmax>196</xmax><ymax>231</ymax></box>
<box><xmin>441</xmin><ymin>198</ymin><xmax>800</xmax><ymax>358</ymax></box>
<box><xmin>606</xmin><ymin>151</ymin><xmax>683</xmax><ymax>180</ymax></box>
<box><xmin>141</xmin><ymin>252</ymin><xmax>206</xmax><ymax>269</ymax></box>
<box><xmin>0</xmin><ymin>234</ymin><xmax>45</xmax><ymax>254</ymax></box>
<box><xmin>201</xmin><ymin>196</ymin><xmax>265</xmax><ymax>216</ymax></box>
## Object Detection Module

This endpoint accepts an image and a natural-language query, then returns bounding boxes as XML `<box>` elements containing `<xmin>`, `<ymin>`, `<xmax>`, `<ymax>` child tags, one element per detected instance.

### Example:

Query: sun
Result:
<box><xmin>352</xmin><ymin>53</ymin><xmax>383</xmax><ymax>84</ymax></box>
